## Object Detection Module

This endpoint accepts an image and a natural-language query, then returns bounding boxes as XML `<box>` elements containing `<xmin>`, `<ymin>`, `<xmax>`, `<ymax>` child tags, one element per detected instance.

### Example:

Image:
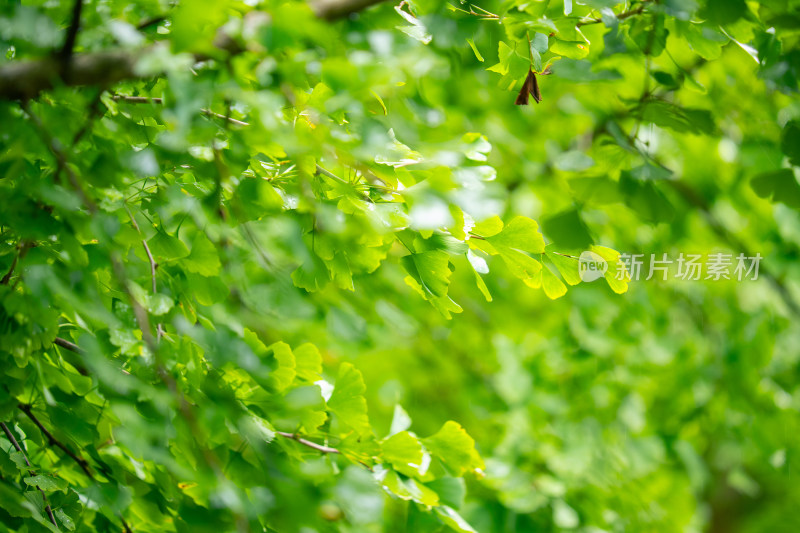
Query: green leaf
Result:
<box><xmin>590</xmin><ymin>245</ymin><xmax>630</xmax><ymax>294</ymax></box>
<box><xmin>147</xmin><ymin>231</ymin><xmax>189</xmax><ymax>261</ymax></box>
<box><xmin>542</xmin><ymin>209</ymin><xmax>593</xmax><ymax>250</ymax></box>
<box><xmin>23</xmin><ymin>475</ymin><xmax>68</xmax><ymax>492</ymax></box>
<box><xmin>472</xmin><ymin>269</ymin><xmax>492</xmax><ymax>302</ymax></box>
<box><xmin>267</xmin><ymin>341</ymin><xmax>296</xmax><ymax>391</ymax></box>
<box><xmin>751</xmin><ymin>169</ymin><xmax>800</xmax><ymax>209</ymax></box>
<box><xmin>639</xmin><ymin>101</ymin><xmax>716</xmax><ymax>135</ymax></box>
<box><xmin>486</xmin><ymin>216</ymin><xmax>545</xmax><ymax>254</ymax></box>
<box><xmin>781</xmin><ymin>120</ymin><xmax>800</xmax><ymax>166</ymax></box>
<box><xmin>549</xmin><ymin>38</ymin><xmax>589</xmax><ymax>60</ymax></box>
<box><xmin>496</xmin><ymin>247</ymin><xmax>543</xmax><ymax>283</ymax></box>
<box><xmin>389</xmin><ymin>404</ymin><xmax>413</xmax><ymax>436</ymax></box>
<box><xmin>700</xmin><ymin>0</ymin><xmax>747</xmax><ymax>25</ymax></box>
<box><xmin>472</xmin><ymin>216</ymin><xmax>504</xmax><ymax>238</ymax></box>
<box><xmin>382</xmin><ymin>431</ymin><xmax>424</xmax><ymax>473</ymax></box>
<box><xmin>427</xmin><ymin>477</ymin><xmax>466</xmax><ymax>509</ymax></box>
<box><xmin>327</xmin><ymin>363</ymin><xmax>371</xmax><ymax>436</ymax></box>
<box><xmin>55</xmin><ymin>508</ymin><xmax>76</xmax><ymax>531</ymax></box>
<box><xmin>423</xmin><ymin>421</ymin><xmax>484</xmax><ymax>476</ymax></box>
<box><xmin>182</xmin><ymin>232</ymin><xmax>221</xmax><ymax>276</ymax></box>
<box><xmin>294</xmin><ymin>343</ymin><xmax>322</xmax><ymax>382</ymax></box>
<box><xmin>435</xmin><ymin>505</ymin><xmax>478</xmax><ymax>533</ymax></box>
<box><xmin>546</xmin><ymin>251</ymin><xmax>582</xmax><ymax>285</ymax></box>
<box><xmin>9</xmin><ymin>452</ymin><xmax>29</xmax><ymax>470</ymax></box>
<box><xmin>467</xmin><ymin>38</ymin><xmax>484</xmax><ymax>62</ymax></box>
<box><xmin>541</xmin><ymin>265</ymin><xmax>567</xmax><ymax>299</ymax></box>
<box><xmin>401</xmin><ymin>251</ymin><xmax>453</xmax><ymax>298</ymax></box>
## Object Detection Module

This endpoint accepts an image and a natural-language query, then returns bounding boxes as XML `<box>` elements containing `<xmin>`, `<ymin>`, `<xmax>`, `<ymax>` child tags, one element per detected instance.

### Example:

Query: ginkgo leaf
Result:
<box><xmin>423</xmin><ymin>421</ymin><xmax>484</xmax><ymax>476</ymax></box>
<box><xmin>486</xmin><ymin>216</ymin><xmax>545</xmax><ymax>254</ymax></box>
<box><xmin>401</xmin><ymin>251</ymin><xmax>453</xmax><ymax>298</ymax></box>
<box><xmin>327</xmin><ymin>363</ymin><xmax>371</xmax><ymax>436</ymax></box>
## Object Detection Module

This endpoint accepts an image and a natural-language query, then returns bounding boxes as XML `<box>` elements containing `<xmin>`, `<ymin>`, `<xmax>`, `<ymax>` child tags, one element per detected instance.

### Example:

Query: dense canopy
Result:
<box><xmin>1</xmin><ymin>0</ymin><xmax>799</xmax><ymax>532</ymax></box>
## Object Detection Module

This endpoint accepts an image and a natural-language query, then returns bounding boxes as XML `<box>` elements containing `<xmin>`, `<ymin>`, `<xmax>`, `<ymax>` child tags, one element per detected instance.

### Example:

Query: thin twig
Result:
<box><xmin>136</xmin><ymin>15</ymin><xmax>167</xmax><ymax>31</ymax></box>
<box><xmin>112</xmin><ymin>95</ymin><xmax>250</xmax><ymax>126</ymax></box>
<box><xmin>450</xmin><ymin>3</ymin><xmax>500</xmax><ymax>20</ymax></box>
<box><xmin>21</xmin><ymin>102</ymin><xmax>97</xmax><ymax>213</ymax></box>
<box><xmin>54</xmin><ymin>337</ymin><xmax>85</xmax><ymax>354</ymax></box>
<box><xmin>1</xmin><ymin>241</ymin><xmax>32</xmax><ymax>285</ymax></box>
<box><xmin>275</xmin><ymin>431</ymin><xmax>340</xmax><ymax>454</ymax></box>
<box><xmin>202</xmin><ymin>109</ymin><xmax>249</xmax><ymax>127</ymax></box>
<box><xmin>124</xmin><ymin>207</ymin><xmax>163</xmax><ymax>341</ymax></box>
<box><xmin>17</xmin><ymin>404</ymin><xmax>95</xmax><ymax>480</ymax></box>
<box><xmin>1</xmin><ymin>422</ymin><xmax>59</xmax><ymax>528</ymax></box>
<box><xmin>112</xmin><ymin>95</ymin><xmax>163</xmax><ymax>104</ymax></box>
<box><xmin>315</xmin><ymin>164</ymin><xmax>373</xmax><ymax>202</ymax></box>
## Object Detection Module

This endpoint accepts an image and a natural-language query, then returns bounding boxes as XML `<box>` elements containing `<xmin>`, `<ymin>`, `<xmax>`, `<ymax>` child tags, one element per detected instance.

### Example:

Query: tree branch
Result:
<box><xmin>21</xmin><ymin>102</ymin><xmax>97</xmax><ymax>212</ymax></box>
<box><xmin>61</xmin><ymin>0</ymin><xmax>84</xmax><ymax>66</ymax></box>
<box><xmin>125</xmin><ymin>207</ymin><xmax>164</xmax><ymax>342</ymax></box>
<box><xmin>54</xmin><ymin>337</ymin><xmax>84</xmax><ymax>354</ymax></box>
<box><xmin>0</xmin><ymin>0</ymin><xmax>388</xmax><ymax>101</ymax></box>
<box><xmin>311</xmin><ymin>0</ymin><xmax>389</xmax><ymax>20</ymax></box>
<box><xmin>0</xmin><ymin>51</ymin><xmax>137</xmax><ymax>101</ymax></box>
<box><xmin>0</xmin><ymin>241</ymin><xmax>32</xmax><ymax>285</ymax></box>
<box><xmin>276</xmin><ymin>431</ymin><xmax>341</xmax><ymax>454</ymax></box>
<box><xmin>1</xmin><ymin>422</ymin><xmax>58</xmax><ymax>528</ymax></box>
<box><xmin>111</xmin><ymin>95</ymin><xmax>250</xmax><ymax>126</ymax></box>
<box><xmin>17</xmin><ymin>404</ymin><xmax>95</xmax><ymax>481</ymax></box>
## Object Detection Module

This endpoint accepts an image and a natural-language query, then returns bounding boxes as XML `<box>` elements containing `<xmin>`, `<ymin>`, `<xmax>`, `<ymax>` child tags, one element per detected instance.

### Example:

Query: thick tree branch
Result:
<box><xmin>0</xmin><ymin>0</ymin><xmax>387</xmax><ymax>101</ymax></box>
<box><xmin>1</xmin><ymin>422</ymin><xmax>58</xmax><ymax>528</ymax></box>
<box><xmin>18</xmin><ymin>404</ymin><xmax>95</xmax><ymax>480</ymax></box>
<box><xmin>0</xmin><ymin>51</ymin><xmax>137</xmax><ymax>101</ymax></box>
<box><xmin>61</xmin><ymin>0</ymin><xmax>84</xmax><ymax>66</ymax></box>
<box><xmin>311</xmin><ymin>0</ymin><xmax>389</xmax><ymax>20</ymax></box>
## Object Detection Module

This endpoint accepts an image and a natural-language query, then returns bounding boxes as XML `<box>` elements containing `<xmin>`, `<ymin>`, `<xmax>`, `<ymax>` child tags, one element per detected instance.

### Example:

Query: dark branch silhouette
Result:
<box><xmin>1</xmin><ymin>422</ymin><xmax>58</xmax><ymax>527</ymax></box>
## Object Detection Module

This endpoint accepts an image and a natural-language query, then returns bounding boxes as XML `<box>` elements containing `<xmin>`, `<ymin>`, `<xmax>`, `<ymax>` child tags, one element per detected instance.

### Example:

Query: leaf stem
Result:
<box><xmin>1</xmin><ymin>422</ymin><xmax>59</xmax><ymax>528</ymax></box>
<box><xmin>275</xmin><ymin>431</ymin><xmax>341</xmax><ymax>454</ymax></box>
<box><xmin>17</xmin><ymin>404</ymin><xmax>95</xmax><ymax>480</ymax></box>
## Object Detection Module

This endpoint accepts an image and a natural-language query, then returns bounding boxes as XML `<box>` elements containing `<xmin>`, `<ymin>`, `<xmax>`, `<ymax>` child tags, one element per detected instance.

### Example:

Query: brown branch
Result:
<box><xmin>0</xmin><ymin>0</ymin><xmax>380</xmax><ymax>102</ymax></box>
<box><xmin>0</xmin><ymin>50</ymin><xmax>138</xmax><ymax>101</ymax></box>
<box><xmin>120</xmin><ymin>515</ymin><xmax>133</xmax><ymax>533</ymax></box>
<box><xmin>136</xmin><ymin>15</ymin><xmax>167</xmax><ymax>31</ymax></box>
<box><xmin>112</xmin><ymin>95</ymin><xmax>163</xmax><ymax>104</ymax></box>
<box><xmin>0</xmin><ymin>241</ymin><xmax>32</xmax><ymax>285</ymax></box>
<box><xmin>125</xmin><ymin>208</ymin><xmax>164</xmax><ymax>342</ymax></box>
<box><xmin>60</xmin><ymin>0</ymin><xmax>84</xmax><ymax>66</ymax></box>
<box><xmin>54</xmin><ymin>337</ymin><xmax>85</xmax><ymax>354</ymax></box>
<box><xmin>312</xmin><ymin>0</ymin><xmax>389</xmax><ymax>20</ymax></box>
<box><xmin>21</xmin><ymin>102</ymin><xmax>97</xmax><ymax>213</ymax></box>
<box><xmin>1</xmin><ymin>422</ymin><xmax>58</xmax><ymax>528</ymax></box>
<box><xmin>112</xmin><ymin>95</ymin><xmax>250</xmax><ymax>126</ymax></box>
<box><xmin>275</xmin><ymin>431</ymin><xmax>340</xmax><ymax>454</ymax></box>
<box><xmin>202</xmin><ymin>109</ymin><xmax>249</xmax><ymax>127</ymax></box>
<box><xmin>17</xmin><ymin>404</ymin><xmax>95</xmax><ymax>481</ymax></box>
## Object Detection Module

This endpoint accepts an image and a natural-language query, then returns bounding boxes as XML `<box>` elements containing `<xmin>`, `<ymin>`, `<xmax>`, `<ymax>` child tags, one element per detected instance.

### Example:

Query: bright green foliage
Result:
<box><xmin>1</xmin><ymin>0</ymin><xmax>800</xmax><ymax>532</ymax></box>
